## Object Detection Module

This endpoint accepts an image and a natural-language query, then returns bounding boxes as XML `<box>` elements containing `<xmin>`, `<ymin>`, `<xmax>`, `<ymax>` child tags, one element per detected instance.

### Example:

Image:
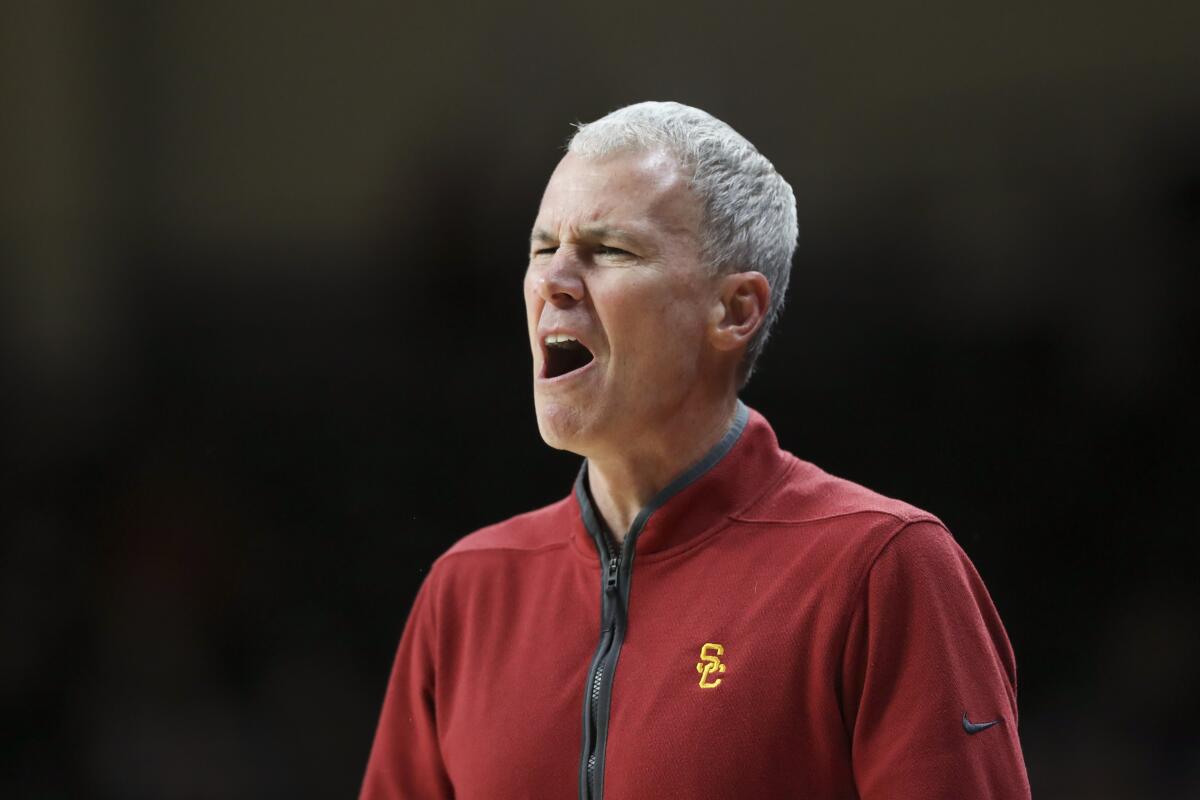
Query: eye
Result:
<box><xmin>532</xmin><ymin>246</ymin><xmax>558</xmax><ymax>257</ymax></box>
<box><xmin>595</xmin><ymin>245</ymin><xmax>632</xmax><ymax>257</ymax></box>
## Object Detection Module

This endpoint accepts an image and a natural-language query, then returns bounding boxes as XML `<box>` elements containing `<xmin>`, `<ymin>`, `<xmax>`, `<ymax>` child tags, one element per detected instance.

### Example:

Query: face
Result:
<box><xmin>524</xmin><ymin>149</ymin><xmax>721</xmax><ymax>456</ymax></box>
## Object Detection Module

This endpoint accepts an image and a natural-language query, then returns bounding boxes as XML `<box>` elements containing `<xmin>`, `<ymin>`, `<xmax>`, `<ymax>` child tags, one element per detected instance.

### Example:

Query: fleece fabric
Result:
<box><xmin>360</xmin><ymin>405</ymin><xmax>1031</xmax><ymax>799</ymax></box>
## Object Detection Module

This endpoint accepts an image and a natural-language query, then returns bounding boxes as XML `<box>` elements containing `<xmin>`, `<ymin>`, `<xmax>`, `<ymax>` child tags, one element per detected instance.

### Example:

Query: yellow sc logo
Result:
<box><xmin>696</xmin><ymin>642</ymin><xmax>727</xmax><ymax>689</ymax></box>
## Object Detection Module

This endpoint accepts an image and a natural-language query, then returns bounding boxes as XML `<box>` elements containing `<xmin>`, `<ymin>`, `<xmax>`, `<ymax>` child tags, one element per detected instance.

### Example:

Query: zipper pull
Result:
<box><xmin>605</xmin><ymin>556</ymin><xmax>619</xmax><ymax>592</ymax></box>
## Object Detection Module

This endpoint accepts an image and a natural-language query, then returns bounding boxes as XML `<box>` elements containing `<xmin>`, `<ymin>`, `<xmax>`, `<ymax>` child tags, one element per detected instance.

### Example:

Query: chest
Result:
<box><xmin>604</xmin><ymin>551</ymin><xmax>857</xmax><ymax>797</ymax></box>
<box><xmin>435</xmin><ymin>543</ymin><xmax>858</xmax><ymax>799</ymax></box>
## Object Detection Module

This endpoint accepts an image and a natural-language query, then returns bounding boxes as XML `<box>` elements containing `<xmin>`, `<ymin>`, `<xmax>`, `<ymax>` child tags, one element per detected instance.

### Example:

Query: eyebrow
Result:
<box><xmin>530</xmin><ymin>224</ymin><xmax>643</xmax><ymax>247</ymax></box>
<box><xmin>530</xmin><ymin>228</ymin><xmax>557</xmax><ymax>245</ymax></box>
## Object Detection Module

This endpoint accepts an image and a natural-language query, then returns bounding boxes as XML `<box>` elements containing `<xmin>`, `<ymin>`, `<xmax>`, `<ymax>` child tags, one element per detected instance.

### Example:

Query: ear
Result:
<box><xmin>708</xmin><ymin>271</ymin><xmax>771</xmax><ymax>353</ymax></box>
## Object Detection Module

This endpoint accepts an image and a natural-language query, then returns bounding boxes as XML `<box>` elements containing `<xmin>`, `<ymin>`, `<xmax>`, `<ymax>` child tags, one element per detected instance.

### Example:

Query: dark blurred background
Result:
<box><xmin>3</xmin><ymin>2</ymin><xmax>1198</xmax><ymax>797</ymax></box>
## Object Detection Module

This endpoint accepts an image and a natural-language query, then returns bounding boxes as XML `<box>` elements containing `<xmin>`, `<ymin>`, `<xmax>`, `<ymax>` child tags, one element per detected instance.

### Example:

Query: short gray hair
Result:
<box><xmin>568</xmin><ymin>101</ymin><xmax>798</xmax><ymax>386</ymax></box>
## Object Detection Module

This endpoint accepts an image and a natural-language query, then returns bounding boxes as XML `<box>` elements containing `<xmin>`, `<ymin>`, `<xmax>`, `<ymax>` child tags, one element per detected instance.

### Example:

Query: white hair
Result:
<box><xmin>568</xmin><ymin>101</ymin><xmax>798</xmax><ymax>386</ymax></box>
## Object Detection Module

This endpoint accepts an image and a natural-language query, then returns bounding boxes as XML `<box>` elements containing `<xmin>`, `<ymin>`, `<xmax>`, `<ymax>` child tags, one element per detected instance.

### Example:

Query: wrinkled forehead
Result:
<box><xmin>532</xmin><ymin>150</ymin><xmax>701</xmax><ymax>240</ymax></box>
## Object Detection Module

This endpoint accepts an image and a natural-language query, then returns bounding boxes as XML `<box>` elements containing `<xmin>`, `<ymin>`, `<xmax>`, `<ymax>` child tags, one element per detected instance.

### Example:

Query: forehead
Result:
<box><xmin>533</xmin><ymin>150</ymin><xmax>701</xmax><ymax>240</ymax></box>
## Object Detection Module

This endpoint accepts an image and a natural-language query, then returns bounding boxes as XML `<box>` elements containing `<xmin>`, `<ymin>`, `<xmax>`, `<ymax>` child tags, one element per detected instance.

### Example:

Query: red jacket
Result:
<box><xmin>361</xmin><ymin>404</ymin><xmax>1031</xmax><ymax>798</ymax></box>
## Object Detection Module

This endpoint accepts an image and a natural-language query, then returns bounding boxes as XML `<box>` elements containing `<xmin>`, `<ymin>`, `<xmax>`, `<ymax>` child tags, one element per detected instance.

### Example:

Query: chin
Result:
<box><xmin>533</xmin><ymin>397</ymin><xmax>593</xmax><ymax>454</ymax></box>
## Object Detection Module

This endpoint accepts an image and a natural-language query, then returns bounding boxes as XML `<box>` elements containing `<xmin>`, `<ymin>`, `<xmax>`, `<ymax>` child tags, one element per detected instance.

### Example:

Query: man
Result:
<box><xmin>361</xmin><ymin>101</ymin><xmax>1031</xmax><ymax>799</ymax></box>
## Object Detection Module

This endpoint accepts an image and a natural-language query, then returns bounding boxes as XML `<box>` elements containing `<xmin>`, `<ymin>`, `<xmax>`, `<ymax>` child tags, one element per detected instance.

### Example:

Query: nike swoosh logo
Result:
<box><xmin>962</xmin><ymin>712</ymin><xmax>1001</xmax><ymax>734</ymax></box>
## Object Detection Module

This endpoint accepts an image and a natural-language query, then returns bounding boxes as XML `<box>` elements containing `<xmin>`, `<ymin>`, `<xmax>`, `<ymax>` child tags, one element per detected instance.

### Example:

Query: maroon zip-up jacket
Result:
<box><xmin>361</xmin><ymin>403</ymin><xmax>1031</xmax><ymax>798</ymax></box>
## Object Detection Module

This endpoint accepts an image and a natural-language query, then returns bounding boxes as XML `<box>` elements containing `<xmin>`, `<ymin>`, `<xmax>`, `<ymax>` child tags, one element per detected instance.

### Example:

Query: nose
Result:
<box><xmin>531</xmin><ymin>252</ymin><xmax>585</xmax><ymax>308</ymax></box>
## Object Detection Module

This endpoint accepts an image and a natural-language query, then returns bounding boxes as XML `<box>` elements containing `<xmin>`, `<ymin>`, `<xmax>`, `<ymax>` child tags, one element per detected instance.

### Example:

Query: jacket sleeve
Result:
<box><xmin>360</xmin><ymin>570</ymin><xmax>454</xmax><ymax>800</ymax></box>
<box><xmin>841</xmin><ymin>520</ymin><xmax>1031</xmax><ymax>799</ymax></box>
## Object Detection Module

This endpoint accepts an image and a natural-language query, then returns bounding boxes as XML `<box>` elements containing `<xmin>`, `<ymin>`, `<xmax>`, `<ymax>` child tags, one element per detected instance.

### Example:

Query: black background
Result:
<box><xmin>3</xmin><ymin>2</ymin><xmax>1198</xmax><ymax>797</ymax></box>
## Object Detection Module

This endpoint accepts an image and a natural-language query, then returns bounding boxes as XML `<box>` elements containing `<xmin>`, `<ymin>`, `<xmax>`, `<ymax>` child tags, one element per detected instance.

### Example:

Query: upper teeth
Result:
<box><xmin>545</xmin><ymin>334</ymin><xmax>578</xmax><ymax>346</ymax></box>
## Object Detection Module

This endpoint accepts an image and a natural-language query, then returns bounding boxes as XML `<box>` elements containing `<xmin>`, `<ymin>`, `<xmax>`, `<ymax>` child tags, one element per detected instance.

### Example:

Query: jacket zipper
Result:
<box><xmin>573</xmin><ymin>402</ymin><xmax>747</xmax><ymax>799</ymax></box>
<box><xmin>580</xmin><ymin>547</ymin><xmax>626</xmax><ymax>799</ymax></box>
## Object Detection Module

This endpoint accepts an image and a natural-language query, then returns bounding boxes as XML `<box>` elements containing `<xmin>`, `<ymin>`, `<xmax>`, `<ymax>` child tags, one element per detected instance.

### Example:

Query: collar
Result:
<box><xmin>570</xmin><ymin>401</ymin><xmax>793</xmax><ymax>563</ymax></box>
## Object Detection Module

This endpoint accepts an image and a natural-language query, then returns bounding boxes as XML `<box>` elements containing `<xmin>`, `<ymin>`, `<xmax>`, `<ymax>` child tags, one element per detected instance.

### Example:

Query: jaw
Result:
<box><xmin>532</xmin><ymin>357</ymin><xmax>613</xmax><ymax>454</ymax></box>
<box><xmin>533</xmin><ymin>395</ymin><xmax>593</xmax><ymax>453</ymax></box>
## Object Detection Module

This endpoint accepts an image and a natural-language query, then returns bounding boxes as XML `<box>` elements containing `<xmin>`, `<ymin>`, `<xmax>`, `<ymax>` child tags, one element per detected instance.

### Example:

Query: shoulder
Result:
<box><xmin>436</xmin><ymin>494</ymin><xmax>577</xmax><ymax>564</ymax></box>
<box><xmin>729</xmin><ymin>454</ymin><xmax>954</xmax><ymax>580</ymax></box>
<box><xmin>419</xmin><ymin>495</ymin><xmax>578</xmax><ymax>612</ymax></box>
<box><xmin>740</xmin><ymin>454</ymin><xmax>944</xmax><ymax>530</ymax></box>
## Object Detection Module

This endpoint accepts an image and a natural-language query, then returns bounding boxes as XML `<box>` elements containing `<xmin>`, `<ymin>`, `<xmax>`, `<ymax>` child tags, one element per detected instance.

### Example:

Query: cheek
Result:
<box><xmin>522</xmin><ymin>296</ymin><xmax>544</xmax><ymax>358</ymax></box>
<box><xmin>523</xmin><ymin>276</ymin><xmax>542</xmax><ymax>321</ymax></box>
<box><xmin>604</xmin><ymin>288</ymin><xmax>704</xmax><ymax>371</ymax></box>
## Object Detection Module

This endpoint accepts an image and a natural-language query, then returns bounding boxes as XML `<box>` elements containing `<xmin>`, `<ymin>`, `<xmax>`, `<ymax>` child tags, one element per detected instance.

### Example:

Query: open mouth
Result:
<box><xmin>544</xmin><ymin>337</ymin><xmax>595</xmax><ymax>379</ymax></box>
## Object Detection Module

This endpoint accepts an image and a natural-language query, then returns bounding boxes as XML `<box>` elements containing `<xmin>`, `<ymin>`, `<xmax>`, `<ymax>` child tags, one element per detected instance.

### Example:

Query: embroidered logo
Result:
<box><xmin>696</xmin><ymin>643</ymin><xmax>727</xmax><ymax>689</ymax></box>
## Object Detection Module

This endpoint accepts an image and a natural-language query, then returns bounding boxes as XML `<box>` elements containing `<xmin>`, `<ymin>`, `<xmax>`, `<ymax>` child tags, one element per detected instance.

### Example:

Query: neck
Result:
<box><xmin>586</xmin><ymin>395</ymin><xmax>739</xmax><ymax>543</ymax></box>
